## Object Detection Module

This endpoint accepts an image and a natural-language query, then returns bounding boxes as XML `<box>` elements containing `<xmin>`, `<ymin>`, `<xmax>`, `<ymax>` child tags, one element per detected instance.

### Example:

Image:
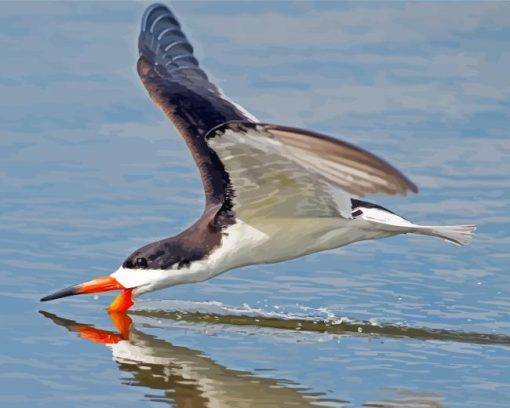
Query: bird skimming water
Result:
<box><xmin>41</xmin><ymin>4</ymin><xmax>476</xmax><ymax>312</ymax></box>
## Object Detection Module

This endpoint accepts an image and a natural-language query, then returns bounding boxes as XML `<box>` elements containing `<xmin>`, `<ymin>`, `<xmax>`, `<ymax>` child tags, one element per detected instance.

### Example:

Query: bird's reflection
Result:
<box><xmin>40</xmin><ymin>311</ymin><xmax>338</xmax><ymax>407</ymax></box>
<box><xmin>40</xmin><ymin>307</ymin><xmax>510</xmax><ymax>408</ymax></box>
<box><xmin>40</xmin><ymin>310</ymin><xmax>455</xmax><ymax>407</ymax></box>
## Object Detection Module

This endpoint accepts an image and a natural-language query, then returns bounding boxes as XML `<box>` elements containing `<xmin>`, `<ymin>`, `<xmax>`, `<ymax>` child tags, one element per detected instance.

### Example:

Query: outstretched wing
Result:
<box><xmin>137</xmin><ymin>4</ymin><xmax>253</xmax><ymax>212</ymax></box>
<box><xmin>206</xmin><ymin>122</ymin><xmax>417</xmax><ymax>221</ymax></box>
<box><xmin>137</xmin><ymin>5</ymin><xmax>418</xmax><ymax>224</ymax></box>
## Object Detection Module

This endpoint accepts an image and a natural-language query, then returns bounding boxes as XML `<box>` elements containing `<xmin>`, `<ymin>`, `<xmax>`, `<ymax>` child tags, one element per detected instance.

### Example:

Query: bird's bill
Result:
<box><xmin>40</xmin><ymin>276</ymin><xmax>125</xmax><ymax>302</ymax></box>
<box><xmin>108</xmin><ymin>289</ymin><xmax>134</xmax><ymax>313</ymax></box>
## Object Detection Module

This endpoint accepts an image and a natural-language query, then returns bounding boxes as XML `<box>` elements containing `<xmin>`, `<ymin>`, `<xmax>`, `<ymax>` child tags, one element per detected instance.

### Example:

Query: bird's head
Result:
<box><xmin>40</xmin><ymin>219</ymin><xmax>217</xmax><ymax>313</ymax></box>
<box><xmin>120</xmin><ymin>238</ymin><xmax>192</xmax><ymax>271</ymax></box>
<box><xmin>39</xmin><ymin>237</ymin><xmax>199</xmax><ymax>313</ymax></box>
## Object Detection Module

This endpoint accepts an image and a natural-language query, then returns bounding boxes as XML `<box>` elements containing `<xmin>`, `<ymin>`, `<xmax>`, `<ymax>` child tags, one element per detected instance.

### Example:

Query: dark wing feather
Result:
<box><xmin>137</xmin><ymin>4</ymin><xmax>252</xmax><ymax>211</ymax></box>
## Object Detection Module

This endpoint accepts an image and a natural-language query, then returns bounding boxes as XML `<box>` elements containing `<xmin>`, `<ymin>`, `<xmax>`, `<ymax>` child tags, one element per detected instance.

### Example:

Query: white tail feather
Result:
<box><xmin>358</xmin><ymin>207</ymin><xmax>476</xmax><ymax>247</ymax></box>
<box><xmin>413</xmin><ymin>224</ymin><xmax>477</xmax><ymax>246</ymax></box>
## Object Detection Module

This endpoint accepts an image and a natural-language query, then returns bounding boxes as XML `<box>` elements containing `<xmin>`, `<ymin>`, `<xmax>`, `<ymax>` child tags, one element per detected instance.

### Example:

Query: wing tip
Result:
<box><xmin>138</xmin><ymin>2</ymin><xmax>204</xmax><ymax>81</ymax></box>
<box><xmin>141</xmin><ymin>3</ymin><xmax>179</xmax><ymax>32</ymax></box>
<box><xmin>401</xmin><ymin>177</ymin><xmax>419</xmax><ymax>195</ymax></box>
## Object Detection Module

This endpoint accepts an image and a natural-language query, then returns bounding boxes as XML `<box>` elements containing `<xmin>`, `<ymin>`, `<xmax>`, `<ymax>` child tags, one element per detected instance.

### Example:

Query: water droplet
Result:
<box><xmin>93</xmin><ymin>295</ymin><xmax>99</xmax><ymax>300</ymax></box>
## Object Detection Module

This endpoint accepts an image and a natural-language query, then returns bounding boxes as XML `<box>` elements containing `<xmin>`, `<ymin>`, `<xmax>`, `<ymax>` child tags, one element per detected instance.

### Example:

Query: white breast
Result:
<box><xmin>112</xmin><ymin>216</ymin><xmax>389</xmax><ymax>297</ymax></box>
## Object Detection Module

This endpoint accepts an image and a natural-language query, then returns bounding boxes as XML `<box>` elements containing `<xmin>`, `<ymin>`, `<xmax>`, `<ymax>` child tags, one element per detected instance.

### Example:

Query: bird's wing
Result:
<box><xmin>206</xmin><ymin>122</ymin><xmax>417</xmax><ymax>221</ymax></box>
<box><xmin>137</xmin><ymin>4</ymin><xmax>253</xmax><ymax>215</ymax></box>
<box><xmin>137</xmin><ymin>5</ymin><xmax>417</xmax><ymax>225</ymax></box>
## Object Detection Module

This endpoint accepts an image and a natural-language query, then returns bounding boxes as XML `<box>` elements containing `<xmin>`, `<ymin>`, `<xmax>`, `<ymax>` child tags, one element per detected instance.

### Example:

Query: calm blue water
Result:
<box><xmin>1</xmin><ymin>1</ymin><xmax>510</xmax><ymax>407</ymax></box>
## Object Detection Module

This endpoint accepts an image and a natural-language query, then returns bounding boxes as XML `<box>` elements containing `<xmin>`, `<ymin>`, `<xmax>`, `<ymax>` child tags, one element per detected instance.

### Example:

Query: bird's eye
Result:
<box><xmin>135</xmin><ymin>257</ymin><xmax>148</xmax><ymax>268</ymax></box>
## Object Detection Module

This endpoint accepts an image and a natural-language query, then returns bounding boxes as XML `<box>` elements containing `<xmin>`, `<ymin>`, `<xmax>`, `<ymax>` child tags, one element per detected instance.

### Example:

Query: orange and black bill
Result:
<box><xmin>40</xmin><ymin>276</ymin><xmax>134</xmax><ymax>312</ymax></box>
<box><xmin>40</xmin><ymin>276</ymin><xmax>124</xmax><ymax>302</ymax></box>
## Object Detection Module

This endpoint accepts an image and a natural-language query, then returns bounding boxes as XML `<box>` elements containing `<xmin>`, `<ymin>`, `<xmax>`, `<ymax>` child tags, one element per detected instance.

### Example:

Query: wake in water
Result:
<box><xmin>131</xmin><ymin>299</ymin><xmax>361</xmax><ymax>344</ymax></box>
<box><xmin>132</xmin><ymin>299</ymin><xmax>361</xmax><ymax>324</ymax></box>
<box><xmin>130</xmin><ymin>299</ymin><xmax>510</xmax><ymax>347</ymax></box>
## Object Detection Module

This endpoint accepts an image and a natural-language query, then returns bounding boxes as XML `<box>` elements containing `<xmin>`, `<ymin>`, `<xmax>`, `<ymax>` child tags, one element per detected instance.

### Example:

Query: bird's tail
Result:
<box><xmin>357</xmin><ymin>205</ymin><xmax>476</xmax><ymax>246</ymax></box>
<box><xmin>411</xmin><ymin>224</ymin><xmax>476</xmax><ymax>246</ymax></box>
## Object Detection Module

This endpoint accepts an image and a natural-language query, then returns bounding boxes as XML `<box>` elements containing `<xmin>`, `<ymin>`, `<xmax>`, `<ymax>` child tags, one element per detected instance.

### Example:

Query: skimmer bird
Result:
<box><xmin>41</xmin><ymin>4</ymin><xmax>475</xmax><ymax>312</ymax></box>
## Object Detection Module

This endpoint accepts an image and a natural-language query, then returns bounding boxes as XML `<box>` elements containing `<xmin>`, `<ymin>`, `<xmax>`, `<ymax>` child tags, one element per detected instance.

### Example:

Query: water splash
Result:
<box><xmin>132</xmin><ymin>299</ymin><xmax>377</xmax><ymax>325</ymax></box>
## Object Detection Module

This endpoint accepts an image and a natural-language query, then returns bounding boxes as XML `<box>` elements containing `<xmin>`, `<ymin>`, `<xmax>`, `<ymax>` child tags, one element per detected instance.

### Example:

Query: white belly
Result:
<box><xmin>212</xmin><ymin>216</ymin><xmax>391</xmax><ymax>268</ymax></box>
<box><xmin>114</xmin><ymin>216</ymin><xmax>392</xmax><ymax>296</ymax></box>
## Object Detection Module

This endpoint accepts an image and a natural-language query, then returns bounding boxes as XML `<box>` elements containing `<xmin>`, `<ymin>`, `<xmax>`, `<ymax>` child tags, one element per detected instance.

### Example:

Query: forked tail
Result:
<box><xmin>356</xmin><ymin>205</ymin><xmax>476</xmax><ymax>246</ymax></box>
<box><xmin>413</xmin><ymin>224</ymin><xmax>476</xmax><ymax>246</ymax></box>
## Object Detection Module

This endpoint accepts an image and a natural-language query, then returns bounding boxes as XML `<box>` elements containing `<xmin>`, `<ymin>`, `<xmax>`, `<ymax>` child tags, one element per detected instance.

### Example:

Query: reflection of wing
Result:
<box><xmin>207</xmin><ymin>122</ymin><xmax>418</xmax><ymax>220</ymax></box>
<box><xmin>40</xmin><ymin>312</ymin><xmax>324</xmax><ymax>407</ymax></box>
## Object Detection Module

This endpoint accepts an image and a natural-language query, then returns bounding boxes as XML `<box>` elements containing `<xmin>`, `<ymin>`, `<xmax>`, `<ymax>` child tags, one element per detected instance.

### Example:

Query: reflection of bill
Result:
<box><xmin>40</xmin><ymin>311</ymin><xmax>333</xmax><ymax>407</ymax></box>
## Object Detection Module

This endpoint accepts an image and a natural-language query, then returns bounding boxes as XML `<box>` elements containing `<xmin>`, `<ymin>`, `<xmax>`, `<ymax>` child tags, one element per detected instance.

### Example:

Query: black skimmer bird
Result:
<box><xmin>41</xmin><ymin>4</ymin><xmax>475</xmax><ymax>312</ymax></box>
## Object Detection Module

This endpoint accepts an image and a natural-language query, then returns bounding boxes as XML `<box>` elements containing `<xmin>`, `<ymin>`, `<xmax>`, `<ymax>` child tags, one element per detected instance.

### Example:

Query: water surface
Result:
<box><xmin>1</xmin><ymin>2</ymin><xmax>510</xmax><ymax>407</ymax></box>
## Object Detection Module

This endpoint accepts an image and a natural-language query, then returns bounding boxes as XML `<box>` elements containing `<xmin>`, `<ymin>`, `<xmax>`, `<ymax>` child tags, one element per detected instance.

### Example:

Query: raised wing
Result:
<box><xmin>206</xmin><ymin>122</ymin><xmax>418</xmax><ymax>220</ymax></box>
<box><xmin>137</xmin><ymin>4</ymin><xmax>253</xmax><ymax>211</ymax></box>
<box><xmin>137</xmin><ymin>5</ymin><xmax>417</xmax><ymax>224</ymax></box>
